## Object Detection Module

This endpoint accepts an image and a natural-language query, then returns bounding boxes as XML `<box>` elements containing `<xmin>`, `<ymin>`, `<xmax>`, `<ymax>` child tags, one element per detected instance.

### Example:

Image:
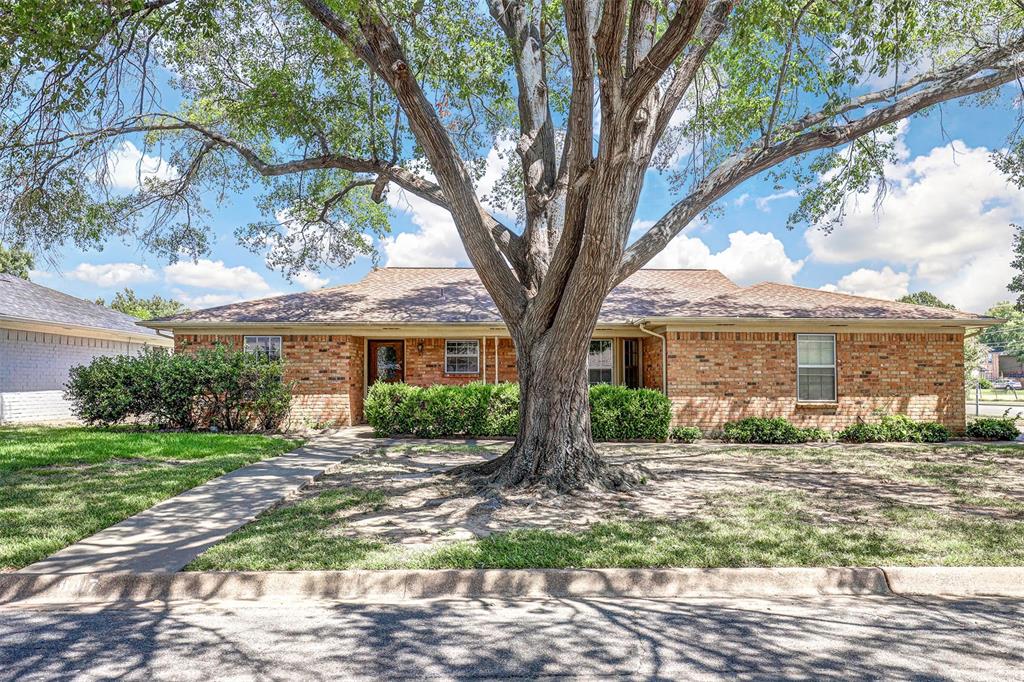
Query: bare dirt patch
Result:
<box><xmin>287</xmin><ymin>441</ymin><xmax>1024</xmax><ymax>549</ymax></box>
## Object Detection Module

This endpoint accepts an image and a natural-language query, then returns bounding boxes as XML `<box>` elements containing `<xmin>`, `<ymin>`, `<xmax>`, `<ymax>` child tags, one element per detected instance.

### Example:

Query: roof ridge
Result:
<box><xmin>752</xmin><ymin>280</ymin><xmax>977</xmax><ymax>315</ymax></box>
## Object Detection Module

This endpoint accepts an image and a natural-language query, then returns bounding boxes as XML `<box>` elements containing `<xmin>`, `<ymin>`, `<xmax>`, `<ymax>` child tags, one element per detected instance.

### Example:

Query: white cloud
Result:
<box><xmin>805</xmin><ymin>139</ymin><xmax>1024</xmax><ymax>311</ymax></box>
<box><xmin>381</xmin><ymin>141</ymin><xmax>518</xmax><ymax>267</ymax></box>
<box><xmin>294</xmin><ymin>270</ymin><xmax>329</xmax><ymax>290</ymax></box>
<box><xmin>733</xmin><ymin>193</ymin><xmax>751</xmax><ymax>207</ymax></box>
<box><xmin>68</xmin><ymin>262</ymin><xmax>157</xmax><ymax>288</ymax></box>
<box><xmin>106</xmin><ymin>141</ymin><xmax>178</xmax><ymax>190</ymax></box>
<box><xmin>171</xmin><ymin>290</ymin><xmax>252</xmax><ymax>309</ymax></box>
<box><xmin>820</xmin><ymin>266</ymin><xmax>910</xmax><ymax>300</ymax></box>
<box><xmin>645</xmin><ymin>230</ymin><xmax>804</xmax><ymax>285</ymax></box>
<box><xmin>754</xmin><ymin>190</ymin><xmax>798</xmax><ymax>212</ymax></box>
<box><xmin>163</xmin><ymin>258</ymin><xmax>274</xmax><ymax>293</ymax></box>
<box><xmin>382</xmin><ymin>190</ymin><xmax>468</xmax><ymax>267</ymax></box>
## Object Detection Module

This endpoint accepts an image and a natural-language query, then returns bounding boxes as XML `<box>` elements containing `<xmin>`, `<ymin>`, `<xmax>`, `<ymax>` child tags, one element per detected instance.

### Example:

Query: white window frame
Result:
<box><xmin>796</xmin><ymin>333</ymin><xmax>837</xmax><ymax>402</ymax></box>
<box><xmin>243</xmin><ymin>335</ymin><xmax>283</xmax><ymax>361</ymax></box>
<box><xmin>445</xmin><ymin>339</ymin><xmax>480</xmax><ymax>374</ymax></box>
<box><xmin>587</xmin><ymin>338</ymin><xmax>614</xmax><ymax>386</ymax></box>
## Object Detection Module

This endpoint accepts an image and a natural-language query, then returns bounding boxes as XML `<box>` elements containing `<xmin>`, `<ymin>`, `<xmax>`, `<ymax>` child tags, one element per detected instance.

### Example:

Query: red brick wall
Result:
<box><xmin>641</xmin><ymin>335</ymin><xmax>663</xmax><ymax>392</ymax></box>
<box><xmin>404</xmin><ymin>337</ymin><xmax>482</xmax><ymax>386</ymax></box>
<box><xmin>665</xmin><ymin>331</ymin><xmax>965</xmax><ymax>432</ymax></box>
<box><xmin>175</xmin><ymin>333</ymin><xmax>363</xmax><ymax>427</ymax></box>
<box><xmin>400</xmin><ymin>337</ymin><xmax>520</xmax><ymax>386</ymax></box>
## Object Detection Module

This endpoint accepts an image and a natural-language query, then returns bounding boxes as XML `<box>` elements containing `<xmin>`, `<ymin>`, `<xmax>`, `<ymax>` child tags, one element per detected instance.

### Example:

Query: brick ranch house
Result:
<box><xmin>143</xmin><ymin>267</ymin><xmax>998</xmax><ymax>432</ymax></box>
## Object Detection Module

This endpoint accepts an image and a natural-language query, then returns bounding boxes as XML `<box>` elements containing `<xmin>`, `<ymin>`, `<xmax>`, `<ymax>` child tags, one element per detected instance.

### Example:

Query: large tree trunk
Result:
<box><xmin>467</xmin><ymin>323</ymin><xmax>646</xmax><ymax>492</ymax></box>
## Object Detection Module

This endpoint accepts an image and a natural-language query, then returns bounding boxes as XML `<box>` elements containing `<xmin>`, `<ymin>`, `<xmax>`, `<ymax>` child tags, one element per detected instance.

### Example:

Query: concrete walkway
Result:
<box><xmin>18</xmin><ymin>428</ymin><xmax>375</xmax><ymax>574</ymax></box>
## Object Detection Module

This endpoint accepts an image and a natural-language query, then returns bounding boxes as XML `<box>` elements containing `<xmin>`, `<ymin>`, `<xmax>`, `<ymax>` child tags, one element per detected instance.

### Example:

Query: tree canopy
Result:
<box><xmin>95</xmin><ymin>288</ymin><xmax>189</xmax><ymax>320</ymax></box>
<box><xmin>1</xmin><ymin>1</ymin><xmax>1021</xmax><ymax>288</ymax></box>
<box><xmin>0</xmin><ymin>243</ymin><xmax>34</xmax><ymax>279</ymax></box>
<box><xmin>897</xmin><ymin>291</ymin><xmax>956</xmax><ymax>310</ymax></box>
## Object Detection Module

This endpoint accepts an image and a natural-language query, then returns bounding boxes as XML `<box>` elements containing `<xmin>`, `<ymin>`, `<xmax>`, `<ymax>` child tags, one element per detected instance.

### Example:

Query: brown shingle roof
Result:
<box><xmin>666</xmin><ymin>282</ymin><xmax>990</xmax><ymax>321</ymax></box>
<box><xmin>146</xmin><ymin>267</ymin><xmax>992</xmax><ymax>326</ymax></box>
<box><xmin>149</xmin><ymin>267</ymin><xmax>740</xmax><ymax>325</ymax></box>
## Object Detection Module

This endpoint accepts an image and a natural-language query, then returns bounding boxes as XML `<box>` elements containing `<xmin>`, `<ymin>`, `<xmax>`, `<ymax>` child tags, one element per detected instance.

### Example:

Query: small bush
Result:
<box><xmin>966</xmin><ymin>417</ymin><xmax>1020</xmax><ymax>441</ymax></box>
<box><xmin>721</xmin><ymin>417</ymin><xmax>828</xmax><ymax>444</ymax></box>
<box><xmin>365</xmin><ymin>382</ymin><xmax>670</xmax><ymax>441</ymax></box>
<box><xmin>836</xmin><ymin>414</ymin><xmax>951</xmax><ymax>443</ymax></box>
<box><xmin>66</xmin><ymin>346</ymin><xmax>291</xmax><ymax>431</ymax></box>
<box><xmin>589</xmin><ymin>385</ymin><xmax>671</xmax><ymax>441</ymax></box>
<box><xmin>670</xmin><ymin>426</ymin><xmax>702</xmax><ymax>443</ymax></box>
<box><xmin>977</xmin><ymin>377</ymin><xmax>993</xmax><ymax>389</ymax></box>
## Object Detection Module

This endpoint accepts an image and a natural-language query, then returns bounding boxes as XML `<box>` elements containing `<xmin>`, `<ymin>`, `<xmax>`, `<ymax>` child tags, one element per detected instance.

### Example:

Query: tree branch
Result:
<box><xmin>299</xmin><ymin>0</ymin><xmax>528</xmax><ymax>317</ymax></box>
<box><xmin>653</xmin><ymin>0</ymin><xmax>735</xmax><ymax>143</ymax></box>
<box><xmin>618</xmin><ymin>58</ymin><xmax>1024</xmax><ymax>282</ymax></box>
<box><xmin>487</xmin><ymin>0</ymin><xmax>558</xmax><ymax>287</ymax></box>
<box><xmin>622</xmin><ymin>0</ymin><xmax>708</xmax><ymax>113</ymax></box>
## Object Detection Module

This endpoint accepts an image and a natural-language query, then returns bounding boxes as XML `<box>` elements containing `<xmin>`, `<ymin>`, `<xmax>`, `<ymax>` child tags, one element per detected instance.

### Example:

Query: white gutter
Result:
<box><xmin>637</xmin><ymin>322</ymin><xmax>668</xmax><ymax>396</ymax></box>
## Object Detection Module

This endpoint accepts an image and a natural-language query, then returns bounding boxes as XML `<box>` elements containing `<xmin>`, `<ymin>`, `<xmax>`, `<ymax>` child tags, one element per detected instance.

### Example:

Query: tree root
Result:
<box><xmin>446</xmin><ymin>447</ymin><xmax>651</xmax><ymax>494</ymax></box>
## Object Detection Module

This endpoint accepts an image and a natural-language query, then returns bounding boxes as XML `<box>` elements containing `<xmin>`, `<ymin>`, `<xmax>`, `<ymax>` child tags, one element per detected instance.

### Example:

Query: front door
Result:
<box><xmin>623</xmin><ymin>338</ymin><xmax>641</xmax><ymax>389</ymax></box>
<box><xmin>368</xmin><ymin>340</ymin><xmax>405</xmax><ymax>384</ymax></box>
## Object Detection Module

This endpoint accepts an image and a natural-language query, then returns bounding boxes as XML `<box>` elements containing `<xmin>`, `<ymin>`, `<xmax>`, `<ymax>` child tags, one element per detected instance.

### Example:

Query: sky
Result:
<box><xmin>27</xmin><ymin>92</ymin><xmax>1024</xmax><ymax>315</ymax></box>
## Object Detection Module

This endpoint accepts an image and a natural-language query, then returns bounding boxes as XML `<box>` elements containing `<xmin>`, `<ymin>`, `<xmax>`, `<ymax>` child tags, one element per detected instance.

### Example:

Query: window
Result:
<box><xmin>445</xmin><ymin>339</ymin><xmax>479</xmax><ymax>374</ymax></box>
<box><xmin>797</xmin><ymin>334</ymin><xmax>836</xmax><ymax>402</ymax></box>
<box><xmin>588</xmin><ymin>339</ymin><xmax>614</xmax><ymax>385</ymax></box>
<box><xmin>244</xmin><ymin>335</ymin><xmax>282</xmax><ymax>361</ymax></box>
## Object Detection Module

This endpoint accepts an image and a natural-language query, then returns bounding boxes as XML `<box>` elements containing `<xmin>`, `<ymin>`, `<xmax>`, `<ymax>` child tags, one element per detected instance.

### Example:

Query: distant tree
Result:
<box><xmin>0</xmin><ymin>244</ymin><xmax>33</xmax><ymax>279</ymax></box>
<box><xmin>964</xmin><ymin>336</ymin><xmax>987</xmax><ymax>387</ymax></box>
<box><xmin>980</xmin><ymin>302</ymin><xmax>1024</xmax><ymax>359</ymax></box>
<box><xmin>96</xmin><ymin>288</ymin><xmax>188</xmax><ymax>320</ymax></box>
<box><xmin>897</xmin><ymin>291</ymin><xmax>956</xmax><ymax>310</ymax></box>
<box><xmin>1010</xmin><ymin>224</ymin><xmax>1024</xmax><ymax>310</ymax></box>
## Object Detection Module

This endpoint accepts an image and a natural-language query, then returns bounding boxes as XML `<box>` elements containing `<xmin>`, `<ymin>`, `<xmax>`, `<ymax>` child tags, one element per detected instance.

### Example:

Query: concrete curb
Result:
<box><xmin>2</xmin><ymin>567</ymin><xmax>1020</xmax><ymax>605</ymax></box>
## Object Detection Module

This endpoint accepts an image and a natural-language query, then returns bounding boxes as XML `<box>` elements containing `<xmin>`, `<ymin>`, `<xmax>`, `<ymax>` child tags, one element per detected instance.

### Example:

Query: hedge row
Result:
<box><xmin>364</xmin><ymin>382</ymin><xmax>671</xmax><ymax>441</ymax></box>
<box><xmin>835</xmin><ymin>414</ymin><xmax>951</xmax><ymax>443</ymax></box>
<box><xmin>677</xmin><ymin>415</ymin><xmax>961</xmax><ymax>444</ymax></box>
<box><xmin>965</xmin><ymin>417</ymin><xmax>1020</xmax><ymax>441</ymax></box>
<box><xmin>65</xmin><ymin>346</ymin><xmax>292</xmax><ymax>431</ymax></box>
<box><xmin>721</xmin><ymin>417</ymin><xmax>830</xmax><ymax>444</ymax></box>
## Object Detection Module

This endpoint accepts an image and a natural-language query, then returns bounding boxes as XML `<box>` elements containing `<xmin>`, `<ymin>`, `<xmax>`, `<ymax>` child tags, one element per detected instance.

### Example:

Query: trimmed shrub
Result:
<box><xmin>721</xmin><ymin>417</ymin><xmax>829</xmax><ymax>444</ymax></box>
<box><xmin>977</xmin><ymin>377</ymin><xmax>993</xmax><ymax>389</ymax></box>
<box><xmin>966</xmin><ymin>417</ymin><xmax>1020</xmax><ymax>441</ymax></box>
<box><xmin>589</xmin><ymin>385</ymin><xmax>671</xmax><ymax>441</ymax></box>
<box><xmin>66</xmin><ymin>353</ymin><xmax>143</xmax><ymax>426</ymax></box>
<box><xmin>836</xmin><ymin>414</ymin><xmax>951</xmax><ymax>443</ymax></box>
<box><xmin>66</xmin><ymin>346</ymin><xmax>291</xmax><ymax>431</ymax></box>
<box><xmin>363</xmin><ymin>382</ymin><xmax>420</xmax><ymax>437</ymax></box>
<box><xmin>670</xmin><ymin>426</ymin><xmax>702</xmax><ymax>443</ymax></box>
<box><xmin>364</xmin><ymin>381</ymin><xmax>671</xmax><ymax>441</ymax></box>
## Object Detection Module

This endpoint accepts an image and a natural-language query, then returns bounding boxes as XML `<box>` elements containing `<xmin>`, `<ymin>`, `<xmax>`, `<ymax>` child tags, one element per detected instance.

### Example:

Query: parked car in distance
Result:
<box><xmin>992</xmin><ymin>378</ymin><xmax>1023</xmax><ymax>390</ymax></box>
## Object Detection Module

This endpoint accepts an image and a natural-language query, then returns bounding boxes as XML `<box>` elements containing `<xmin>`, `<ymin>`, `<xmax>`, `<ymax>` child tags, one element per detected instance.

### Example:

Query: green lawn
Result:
<box><xmin>0</xmin><ymin>426</ymin><xmax>302</xmax><ymax>570</ymax></box>
<box><xmin>188</xmin><ymin>442</ymin><xmax>1024</xmax><ymax>571</ymax></box>
<box><xmin>967</xmin><ymin>389</ymin><xmax>1024</xmax><ymax>403</ymax></box>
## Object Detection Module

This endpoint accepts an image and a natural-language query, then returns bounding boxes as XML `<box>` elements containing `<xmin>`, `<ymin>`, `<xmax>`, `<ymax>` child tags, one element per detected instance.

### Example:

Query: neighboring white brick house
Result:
<box><xmin>0</xmin><ymin>273</ymin><xmax>173</xmax><ymax>424</ymax></box>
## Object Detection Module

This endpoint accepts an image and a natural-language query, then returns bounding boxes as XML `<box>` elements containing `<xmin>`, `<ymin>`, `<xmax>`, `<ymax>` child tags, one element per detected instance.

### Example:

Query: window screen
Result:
<box><xmin>445</xmin><ymin>340</ymin><xmax>479</xmax><ymax>374</ymax></box>
<box><xmin>797</xmin><ymin>334</ymin><xmax>836</xmax><ymax>401</ymax></box>
<box><xmin>588</xmin><ymin>339</ymin><xmax>614</xmax><ymax>385</ymax></box>
<box><xmin>243</xmin><ymin>336</ymin><xmax>282</xmax><ymax>361</ymax></box>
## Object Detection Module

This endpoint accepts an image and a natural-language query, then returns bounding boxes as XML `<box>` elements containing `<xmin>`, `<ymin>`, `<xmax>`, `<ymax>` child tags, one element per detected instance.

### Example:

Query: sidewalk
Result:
<box><xmin>17</xmin><ymin>428</ymin><xmax>375</xmax><ymax>574</ymax></box>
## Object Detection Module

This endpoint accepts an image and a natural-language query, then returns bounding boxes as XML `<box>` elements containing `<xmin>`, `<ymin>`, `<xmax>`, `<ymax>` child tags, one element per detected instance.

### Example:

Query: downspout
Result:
<box><xmin>637</xmin><ymin>322</ymin><xmax>668</xmax><ymax>396</ymax></box>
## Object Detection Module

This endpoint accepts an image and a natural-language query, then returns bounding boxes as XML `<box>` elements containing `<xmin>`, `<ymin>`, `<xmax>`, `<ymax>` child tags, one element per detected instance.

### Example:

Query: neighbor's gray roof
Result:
<box><xmin>147</xmin><ymin>267</ymin><xmax>993</xmax><ymax>327</ymax></box>
<box><xmin>0</xmin><ymin>273</ymin><xmax>163</xmax><ymax>338</ymax></box>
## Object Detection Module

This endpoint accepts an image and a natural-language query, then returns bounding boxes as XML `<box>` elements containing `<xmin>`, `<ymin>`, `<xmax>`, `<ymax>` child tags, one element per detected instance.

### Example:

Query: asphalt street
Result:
<box><xmin>2</xmin><ymin>595</ymin><xmax>1023</xmax><ymax>680</ymax></box>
